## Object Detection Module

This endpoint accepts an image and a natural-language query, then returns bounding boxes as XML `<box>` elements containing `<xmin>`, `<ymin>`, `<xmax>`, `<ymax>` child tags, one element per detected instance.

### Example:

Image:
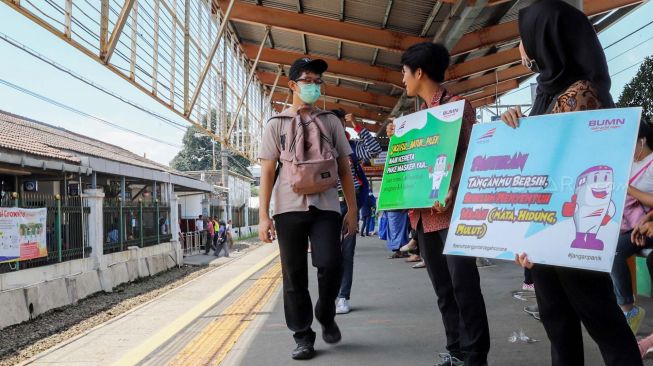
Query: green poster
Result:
<box><xmin>378</xmin><ymin>100</ymin><xmax>465</xmax><ymax>210</ymax></box>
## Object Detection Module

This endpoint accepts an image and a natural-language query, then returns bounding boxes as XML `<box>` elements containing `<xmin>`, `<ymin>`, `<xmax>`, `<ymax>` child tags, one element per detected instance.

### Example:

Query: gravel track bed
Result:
<box><xmin>0</xmin><ymin>264</ymin><xmax>214</xmax><ymax>366</ymax></box>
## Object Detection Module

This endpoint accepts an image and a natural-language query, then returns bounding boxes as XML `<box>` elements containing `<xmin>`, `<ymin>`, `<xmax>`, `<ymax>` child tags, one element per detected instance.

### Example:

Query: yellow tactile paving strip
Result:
<box><xmin>167</xmin><ymin>262</ymin><xmax>283</xmax><ymax>366</ymax></box>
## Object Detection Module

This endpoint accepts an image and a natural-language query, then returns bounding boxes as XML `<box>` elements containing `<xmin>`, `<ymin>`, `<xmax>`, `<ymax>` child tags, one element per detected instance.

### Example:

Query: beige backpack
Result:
<box><xmin>271</xmin><ymin>108</ymin><xmax>339</xmax><ymax>195</ymax></box>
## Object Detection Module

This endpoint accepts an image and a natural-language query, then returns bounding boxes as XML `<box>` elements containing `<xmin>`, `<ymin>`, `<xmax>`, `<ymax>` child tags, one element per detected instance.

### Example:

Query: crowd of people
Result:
<box><xmin>256</xmin><ymin>0</ymin><xmax>653</xmax><ymax>365</ymax></box>
<box><xmin>195</xmin><ymin>214</ymin><xmax>232</xmax><ymax>257</ymax></box>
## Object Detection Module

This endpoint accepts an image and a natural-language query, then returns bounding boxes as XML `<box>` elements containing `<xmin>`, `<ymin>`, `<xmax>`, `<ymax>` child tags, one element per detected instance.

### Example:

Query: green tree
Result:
<box><xmin>169</xmin><ymin>125</ymin><xmax>214</xmax><ymax>171</ymax></box>
<box><xmin>617</xmin><ymin>56</ymin><xmax>653</xmax><ymax>119</ymax></box>
<box><xmin>170</xmin><ymin>109</ymin><xmax>252</xmax><ymax>176</ymax></box>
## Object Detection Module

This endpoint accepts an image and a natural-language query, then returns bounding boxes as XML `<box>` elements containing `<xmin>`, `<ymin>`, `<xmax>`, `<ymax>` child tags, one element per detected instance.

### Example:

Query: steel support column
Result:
<box><xmin>186</xmin><ymin>0</ymin><xmax>236</xmax><ymax>116</ymax></box>
<box><xmin>226</xmin><ymin>27</ymin><xmax>270</xmax><ymax>140</ymax></box>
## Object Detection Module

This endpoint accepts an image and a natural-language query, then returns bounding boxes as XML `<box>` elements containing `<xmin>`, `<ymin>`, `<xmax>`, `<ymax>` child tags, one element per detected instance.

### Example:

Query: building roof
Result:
<box><xmin>0</xmin><ymin>110</ymin><xmax>211</xmax><ymax>191</ymax></box>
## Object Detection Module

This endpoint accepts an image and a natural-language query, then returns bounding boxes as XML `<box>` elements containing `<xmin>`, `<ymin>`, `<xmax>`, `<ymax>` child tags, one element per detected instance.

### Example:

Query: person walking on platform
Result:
<box><xmin>331</xmin><ymin>108</ymin><xmax>382</xmax><ymax>315</ymax></box>
<box><xmin>504</xmin><ymin>1</ymin><xmax>642</xmax><ymax>365</ymax></box>
<box><xmin>204</xmin><ymin>215</ymin><xmax>215</xmax><ymax>255</ymax></box>
<box><xmin>258</xmin><ymin>57</ymin><xmax>358</xmax><ymax>361</ymax></box>
<box><xmin>214</xmin><ymin>220</ymin><xmax>229</xmax><ymax>258</ymax></box>
<box><xmin>387</xmin><ymin>42</ymin><xmax>489</xmax><ymax>366</ymax></box>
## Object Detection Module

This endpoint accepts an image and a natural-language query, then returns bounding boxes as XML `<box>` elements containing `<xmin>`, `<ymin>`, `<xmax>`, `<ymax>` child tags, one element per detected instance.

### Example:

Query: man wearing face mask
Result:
<box><xmin>259</xmin><ymin>57</ymin><xmax>359</xmax><ymax>361</ymax></box>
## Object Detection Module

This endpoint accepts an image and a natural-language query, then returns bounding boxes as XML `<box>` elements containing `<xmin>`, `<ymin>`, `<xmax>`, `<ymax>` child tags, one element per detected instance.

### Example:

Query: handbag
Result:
<box><xmin>621</xmin><ymin>158</ymin><xmax>653</xmax><ymax>232</ymax></box>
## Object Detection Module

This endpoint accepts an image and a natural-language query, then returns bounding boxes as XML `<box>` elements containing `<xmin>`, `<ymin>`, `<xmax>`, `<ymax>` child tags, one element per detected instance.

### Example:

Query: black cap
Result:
<box><xmin>288</xmin><ymin>57</ymin><xmax>328</xmax><ymax>81</ymax></box>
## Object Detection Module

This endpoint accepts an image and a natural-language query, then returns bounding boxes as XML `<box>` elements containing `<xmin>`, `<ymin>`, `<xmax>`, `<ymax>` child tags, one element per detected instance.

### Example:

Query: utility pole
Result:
<box><xmin>221</xmin><ymin>42</ymin><xmax>230</xmax><ymax>221</ymax></box>
<box><xmin>211</xmin><ymin>139</ymin><xmax>216</xmax><ymax>171</ymax></box>
<box><xmin>221</xmin><ymin>150</ymin><xmax>229</xmax><ymax>221</ymax></box>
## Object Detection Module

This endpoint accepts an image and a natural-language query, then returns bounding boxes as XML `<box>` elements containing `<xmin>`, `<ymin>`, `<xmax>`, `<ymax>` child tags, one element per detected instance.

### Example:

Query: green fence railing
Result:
<box><xmin>103</xmin><ymin>198</ymin><xmax>171</xmax><ymax>254</ymax></box>
<box><xmin>0</xmin><ymin>193</ymin><xmax>90</xmax><ymax>274</ymax></box>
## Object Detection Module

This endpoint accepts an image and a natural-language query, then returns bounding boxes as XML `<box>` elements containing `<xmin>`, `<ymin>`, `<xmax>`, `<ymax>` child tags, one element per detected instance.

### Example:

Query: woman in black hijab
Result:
<box><xmin>501</xmin><ymin>1</ymin><xmax>643</xmax><ymax>365</ymax></box>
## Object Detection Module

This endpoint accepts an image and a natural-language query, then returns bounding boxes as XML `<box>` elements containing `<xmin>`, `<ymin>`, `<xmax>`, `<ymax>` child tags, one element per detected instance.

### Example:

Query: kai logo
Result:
<box><xmin>477</xmin><ymin>128</ymin><xmax>496</xmax><ymax>143</ymax></box>
<box><xmin>589</xmin><ymin>118</ymin><xmax>625</xmax><ymax>131</ymax></box>
<box><xmin>396</xmin><ymin>120</ymin><xmax>408</xmax><ymax>135</ymax></box>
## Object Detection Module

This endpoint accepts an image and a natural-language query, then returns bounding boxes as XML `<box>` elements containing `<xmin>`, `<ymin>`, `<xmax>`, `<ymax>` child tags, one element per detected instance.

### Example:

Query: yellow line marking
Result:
<box><xmin>111</xmin><ymin>249</ymin><xmax>280</xmax><ymax>366</ymax></box>
<box><xmin>168</xmin><ymin>262</ymin><xmax>283</xmax><ymax>366</ymax></box>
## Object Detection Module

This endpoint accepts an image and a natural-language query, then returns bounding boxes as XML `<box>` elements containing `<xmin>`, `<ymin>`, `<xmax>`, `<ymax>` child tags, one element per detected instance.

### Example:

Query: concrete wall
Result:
<box><xmin>179</xmin><ymin>195</ymin><xmax>203</xmax><ymax>219</ymax></box>
<box><xmin>233</xmin><ymin>225</ymin><xmax>258</xmax><ymax>238</ymax></box>
<box><xmin>0</xmin><ymin>242</ymin><xmax>179</xmax><ymax>330</ymax></box>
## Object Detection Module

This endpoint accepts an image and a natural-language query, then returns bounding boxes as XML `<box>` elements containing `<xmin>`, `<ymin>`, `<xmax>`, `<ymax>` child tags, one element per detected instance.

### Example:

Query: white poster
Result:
<box><xmin>0</xmin><ymin>207</ymin><xmax>48</xmax><ymax>264</ymax></box>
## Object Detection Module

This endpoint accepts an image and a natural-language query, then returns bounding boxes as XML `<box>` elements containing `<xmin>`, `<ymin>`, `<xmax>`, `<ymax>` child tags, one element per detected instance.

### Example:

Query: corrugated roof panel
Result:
<box><xmin>302</xmin><ymin>0</ymin><xmax>341</xmax><ymax>20</ymax></box>
<box><xmin>424</xmin><ymin>4</ymin><xmax>454</xmax><ymax>38</ymax></box>
<box><xmin>342</xmin><ymin>0</ymin><xmax>386</xmax><ymax>29</ymax></box>
<box><xmin>338</xmin><ymin>79</ymin><xmax>365</xmax><ymax>90</ymax></box>
<box><xmin>259</xmin><ymin>0</ymin><xmax>296</xmax><ymax>12</ymax></box>
<box><xmin>232</xmin><ymin>23</ymin><xmax>267</xmax><ymax>43</ymax></box>
<box><xmin>385</xmin><ymin>0</ymin><xmax>440</xmax><ymax>35</ymax></box>
<box><xmin>305</xmin><ymin>35</ymin><xmax>339</xmax><ymax>59</ymax></box>
<box><xmin>367</xmin><ymin>83</ymin><xmax>394</xmax><ymax>96</ymax></box>
<box><xmin>374</xmin><ymin>50</ymin><xmax>402</xmax><ymax>69</ymax></box>
<box><xmin>267</xmin><ymin>29</ymin><xmax>305</xmax><ymax>53</ymax></box>
<box><xmin>341</xmin><ymin>43</ymin><xmax>376</xmax><ymax>64</ymax></box>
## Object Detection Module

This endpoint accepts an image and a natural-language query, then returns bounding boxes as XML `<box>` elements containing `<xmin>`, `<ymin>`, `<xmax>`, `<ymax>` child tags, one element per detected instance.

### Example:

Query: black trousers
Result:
<box><xmin>417</xmin><ymin>221</ymin><xmax>490</xmax><ymax>366</ymax></box>
<box><xmin>532</xmin><ymin>265</ymin><xmax>642</xmax><ymax>366</ymax></box>
<box><xmin>274</xmin><ymin>207</ymin><xmax>343</xmax><ymax>345</ymax></box>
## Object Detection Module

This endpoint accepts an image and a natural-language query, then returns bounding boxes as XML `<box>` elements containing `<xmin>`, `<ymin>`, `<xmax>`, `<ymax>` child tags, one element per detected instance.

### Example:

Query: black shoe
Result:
<box><xmin>291</xmin><ymin>344</ymin><xmax>316</xmax><ymax>360</ymax></box>
<box><xmin>322</xmin><ymin>322</ymin><xmax>341</xmax><ymax>344</ymax></box>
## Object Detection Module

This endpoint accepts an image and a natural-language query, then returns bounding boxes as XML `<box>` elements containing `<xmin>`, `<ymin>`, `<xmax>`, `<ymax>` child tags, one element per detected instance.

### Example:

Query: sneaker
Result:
<box><xmin>412</xmin><ymin>261</ymin><xmax>426</xmax><ymax>269</ymax></box>
<box><xmin>433</xmin><ymin>353</ymin><xmax>464</xmax><ymax>366</ymax></box>
<box><xmin>400</xmin><ymin>239</ymin><xmax>417</xmax><ymax>252</ymax></box>
<box><xmin>476</xmin><ymin>257</ymin><xmax>494</xmax><ymax>268</ymax></box>
<box><xmin>322</xmin><ymin>322</ymin><xmax>342</xmax><ymax>344</ymax></box>
<box><xmin>336</xmin><ymin>298</ymin><xmax>350</xmax><ymax>314</ymax></box>
<box><xmin>291</xmin><ymin>344</ymin><xmax>316</xmax><ymax>360</ymax></box>
<box><xmin>626</xmin><ymin>306</ymin><xmax>646</xmax><ymax>335</ymax></box>
<box><xmin>522</xmin><ymin>283</ymin><xmax>535</xmax><ymax>292</ymax></box>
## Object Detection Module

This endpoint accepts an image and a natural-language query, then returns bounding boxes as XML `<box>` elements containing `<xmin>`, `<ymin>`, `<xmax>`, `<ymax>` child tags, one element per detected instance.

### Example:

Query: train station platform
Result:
<box><xmin>22</xmin><ymin>236</ymin><xmax>653</xmax><ymax>366</ymax></box>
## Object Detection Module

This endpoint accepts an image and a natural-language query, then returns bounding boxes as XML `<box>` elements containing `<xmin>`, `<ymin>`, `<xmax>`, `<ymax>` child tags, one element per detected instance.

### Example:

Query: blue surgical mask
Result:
<box><xmin>298</xmin><ymin>83</ymin><xmax>321</xmax><ymax>104</ymax></box>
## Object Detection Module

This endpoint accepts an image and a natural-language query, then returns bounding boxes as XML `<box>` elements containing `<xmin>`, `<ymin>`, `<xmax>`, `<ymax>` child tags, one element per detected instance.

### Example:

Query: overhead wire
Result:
<box><xmin>0</xmin><ymin>78</ymin><xmax>183</xmax><ymax>148</ymax></box>
<box><xmin>0</xmin><ymin>32</ymin><xmax>187</xmax><ymax>131</ymax></box>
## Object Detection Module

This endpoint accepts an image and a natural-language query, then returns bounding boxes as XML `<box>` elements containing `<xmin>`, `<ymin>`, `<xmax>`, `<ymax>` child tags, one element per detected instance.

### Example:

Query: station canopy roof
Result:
<box><xmin>215</xmin><ymin>0</ymin><xmax>644</xmax><ymax>133</ymax></box>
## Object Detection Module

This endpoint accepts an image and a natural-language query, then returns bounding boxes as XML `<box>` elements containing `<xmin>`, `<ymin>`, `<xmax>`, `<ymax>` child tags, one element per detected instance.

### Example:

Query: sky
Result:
<box><xmin>0</xmin><ymin>2</ymin><xmax>652</xmax><ymax>166</ymax></box>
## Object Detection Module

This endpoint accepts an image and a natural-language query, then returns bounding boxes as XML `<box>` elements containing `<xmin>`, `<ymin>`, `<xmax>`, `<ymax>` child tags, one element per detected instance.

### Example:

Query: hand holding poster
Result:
<box><xmin>0</xmin><ymin>207</ymin><xmax>48</xmax><ymax>264</ymax></box>
<box><xmin>378</xmin><ymin>100</ymin><xmax>465</xmax><ymax>210</ymax></box>
<box><xmin>443</xmin><ymin>108</ymin><xmax>642</xmax><ymax>272</ymax></box>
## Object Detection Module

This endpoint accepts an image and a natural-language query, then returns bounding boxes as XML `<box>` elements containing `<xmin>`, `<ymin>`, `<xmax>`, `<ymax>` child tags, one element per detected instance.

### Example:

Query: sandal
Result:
<box><xmin>387</xmin><ymin>252</ymin><xmax>407</xmax><ymax>259</ymax></box>
<box><xmin>405</xmin><ymin>254</ymin><xmax>421</xmax><ymax>263</ymax></box>
<box><xmin>412</xmin><ymin>261</ymin><xmax>426</xmax><ymax>269</ymax></box>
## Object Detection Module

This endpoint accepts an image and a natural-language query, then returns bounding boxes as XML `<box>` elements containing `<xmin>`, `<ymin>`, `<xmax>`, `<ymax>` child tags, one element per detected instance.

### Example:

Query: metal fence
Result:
<box><xmin>248</xmin><ymin>208</ymin><xmax>260</xmax><ymax>227</ymax></box>
<box><xmin>180</xmin><ymin>231</ymin><xmax>205</xmax><ymax>256</ymax></box>
<box><xmin>103</xmin><ymin>199</ymin><xmax>172</xmax><ymax>254</ymax></box>
<box><xmin>0</xmin><ymin>193</ymin><xmax>90</xmax><ymax>274</ymax></box>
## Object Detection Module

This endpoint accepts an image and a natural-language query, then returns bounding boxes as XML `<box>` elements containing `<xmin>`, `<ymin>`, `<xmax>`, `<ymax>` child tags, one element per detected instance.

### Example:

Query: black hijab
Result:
<box><xmin>518</xmin><ymin>0</ymin><xmax>614</xmax><ymax>115</ymax></box>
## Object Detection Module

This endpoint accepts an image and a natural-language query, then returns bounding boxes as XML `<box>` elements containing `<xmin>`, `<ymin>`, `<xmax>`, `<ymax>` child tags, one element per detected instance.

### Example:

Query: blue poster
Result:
<box><xmin>444</xmin><ymin>108</ymin><xmax>642</xmax><ymax>272</ymax></box>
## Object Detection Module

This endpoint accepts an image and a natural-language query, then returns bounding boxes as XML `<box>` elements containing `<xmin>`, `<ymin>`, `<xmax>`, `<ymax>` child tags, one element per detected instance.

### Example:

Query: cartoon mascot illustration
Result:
<box><xmin>429</xmin><ymin>154</ymin><xmax>451</xmax><ymax>199</ymax></box>
<box><xmin>562</xmin><ymin>165</ymin><xmax>616</xmax><ymax>250</ymax></box>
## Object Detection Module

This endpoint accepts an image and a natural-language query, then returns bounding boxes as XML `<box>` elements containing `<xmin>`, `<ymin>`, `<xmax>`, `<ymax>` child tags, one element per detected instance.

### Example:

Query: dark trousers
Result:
<box><xmin>360</xmin><ymin>215</ymin><xmax>371</xmax><ymax>236</ymax></box>
<box><xmin>340</xmin><ymin>201</ymin><xmax>356</xmax><ymax>300</ymax></box>
<box><xmin>214</xmin><ymin>236</ymin><xmax>229</xmax><ymax>257</ymax></box>
<box><xmin>203</xmin><ymin>231</ymin><xmax>212</xmax><ymax>254</ymax></box>
<box><xmin>274</xmin><ymin>207</ymin><xmax>343</xmax><ymax>345</ymax></box>
<box><xmin>417</xmin><ymin>221</ymin><xmax>490</xmax><ymax>366</ymax></box>
<box><xmin>524</xmin><ymin>268</ymin><xmax>533</xmax><ymax>285</ymax></box>
<box><xmin>532</xmin><ymin>265</ymin><xmax>642</xmax><ymax>366</ymax></box>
